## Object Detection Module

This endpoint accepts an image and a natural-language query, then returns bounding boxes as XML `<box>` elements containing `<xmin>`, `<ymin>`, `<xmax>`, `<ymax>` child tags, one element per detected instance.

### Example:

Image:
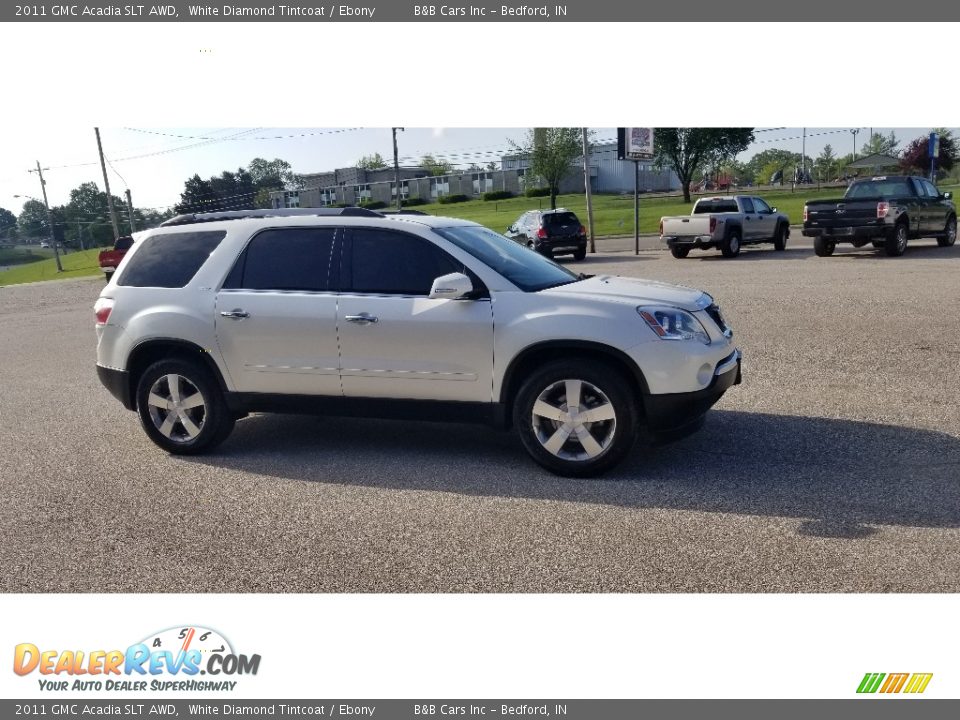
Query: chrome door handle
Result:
<box><xmin>220</xmin><ymin>309</ymin><xmax>250</xmax><ymax>319</ymax></box>
<box><xmin>345</xmin><ymin>313</ymin><xmax>378</xmax><ymax>325</ymax></box>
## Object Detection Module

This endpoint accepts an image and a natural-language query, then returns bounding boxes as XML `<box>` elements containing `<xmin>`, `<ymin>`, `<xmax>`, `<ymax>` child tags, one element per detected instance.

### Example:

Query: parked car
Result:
<box><xmin>505</xmin><ymin>208</ymin><xmax>588</xmax><ymax>260</ymax></box>
<box><xmin>94</xmin><ymin>208</ymin><xmax>741</xmax><ymax>477</ymax></box>
<box><xmin>659</xmin><ymin>195</ymin><xmax>790</xmax><ymax>258</ymax></box>
<box><xmin>802</xmin><ymin>176</ymin><xmax>956</xmax><ymax>257</ymax></box>
<box><xmin>39</xmin><ymin>241</ymin><xmax>50</xmax><ymax>248</ymax></box>
<box><xmin>98</xmin><ymin>235</ymin><xmax>137</xmax><ymax>280</ymax></box>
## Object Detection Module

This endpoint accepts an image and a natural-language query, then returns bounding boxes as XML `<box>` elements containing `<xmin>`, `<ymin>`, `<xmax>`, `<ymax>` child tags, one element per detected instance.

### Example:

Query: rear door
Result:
<box><xmin>214</xmin><ymin>226</ymin><xmax>341</xmax><ymax>395</ymax></box>
<box><xmin>543</xmin><ymin>211</ymin><xmax>580</xmax><ymax>242</ymax></box>
<box><xmin>337</xmin><ymin>227</ymin><xmax>494</xmax><ymax>402</ymax></box>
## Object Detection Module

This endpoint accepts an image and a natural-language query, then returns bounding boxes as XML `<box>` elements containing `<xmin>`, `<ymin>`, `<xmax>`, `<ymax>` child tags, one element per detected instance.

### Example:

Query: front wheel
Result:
<box><xmin>670</xmin><ymin>246</ymin><xmax>690</xmax><ymax>259</ymax></box>
<box><xmin>720</xmin><ymin>230</ymin><xmax>741</xmax><ymax>258</ymax></box>
<box><xmin>813</xmin><ymin>236</ymin><xmax>835</xmax><ymax>257</ymax></box>
<box><xmin>513</xmin><ymin>360</ymin><xmax>638</xmax><ymax>477</ymax></box>
<box><xmin>885</xmin><ymin>223</ymin><xmax>908</xmax><ymax>256</ymax></box>
<box><xmin>136</xmin><ymin>358</ymin><xmax>235</xmax><ymax>455</ymax></box>
<box><xmin>773</xmin><ymin>224</ymin><xmax>788</xmax><ymax>251</ymax></box>
<box><xmin>938</xmin><ymin>216</ymin><xmax>957</xmax><ymax>247</ymax></box>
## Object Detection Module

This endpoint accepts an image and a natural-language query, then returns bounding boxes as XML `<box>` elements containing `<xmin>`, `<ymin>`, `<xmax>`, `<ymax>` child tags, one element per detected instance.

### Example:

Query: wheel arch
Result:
<box><xmin>126</xmin><ymin>338</ymin><xmax>229</xmax><ymax>410</ymax></box>
<box><xmin>498</xmin><ymin>340</ymin><xmax>649</xmax><ymax>428</ymax></box>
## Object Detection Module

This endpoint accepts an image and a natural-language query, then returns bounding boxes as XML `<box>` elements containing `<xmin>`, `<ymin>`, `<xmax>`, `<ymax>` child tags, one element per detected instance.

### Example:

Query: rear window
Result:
<box><xmin>542</xmin><ymin>212</ymin><xmax>579</xmax><ymax>227</ymax></box>
<box><xmin>118</xmin><ymin>231</ymin><xmax>226</xmax><ymax>288</ymax></box>
<box><xmin>845</xmin><ymin>179</ymin><xmax>914</xmax><ymax>199</ymax></box>
<box><xmin>694</xmin><ymin>200</ymin><xmax>739</xmax><ymax>213</ymax></box>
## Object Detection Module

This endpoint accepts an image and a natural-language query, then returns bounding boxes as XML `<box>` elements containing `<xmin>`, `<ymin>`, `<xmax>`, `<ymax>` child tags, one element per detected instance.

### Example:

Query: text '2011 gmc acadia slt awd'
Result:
<box><xmin>94</xmin><ymin>208</ymin><xmax>741</xmax><ymax>477</ymax></box>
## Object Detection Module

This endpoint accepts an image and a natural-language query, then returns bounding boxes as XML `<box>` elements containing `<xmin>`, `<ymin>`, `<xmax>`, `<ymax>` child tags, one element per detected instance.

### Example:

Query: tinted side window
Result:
<box><xmin>740</xmin><ymin>197</ymin><xmax>756</xmax><ymax>213</ymax></box>
<box><xmin>119</xmin><ymin>231</ymin><xmax>226</xmax><ymax>288</ymax></box>
<box><xmin>922</xmin><ymin>180</ymin><xmax>940</xmax><ymax>198</ymax></box>
<box><xmin>349</xmin><ymin>229</ymin><xmax>460</xmax><ymax>296</ymax></box>
<box><xmin>225</xmin><ymin>227</ymin><xmax>335</xmax><ymax>292</ymax></box>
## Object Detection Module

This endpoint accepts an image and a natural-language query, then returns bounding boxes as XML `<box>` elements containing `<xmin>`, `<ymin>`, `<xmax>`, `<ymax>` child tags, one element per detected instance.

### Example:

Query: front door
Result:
<box><xmin>752</xmin><ymin>197</ymin><xmax>777</xmax><ymax>240</ymax></box>
<box><xmin>215</xmin><ymin>226</ymin><xmax>342</xmax><ymax>395</ymax></box>
<box><xmin>337</xmin><ymin>227</ymin><xmax>494</xmax><ymax>402</ymax></box>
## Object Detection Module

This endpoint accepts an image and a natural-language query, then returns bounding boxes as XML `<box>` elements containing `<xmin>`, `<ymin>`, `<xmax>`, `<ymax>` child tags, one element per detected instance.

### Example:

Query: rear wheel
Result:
<box><xmin>720</xmin><ymin>230</ymin><xmax>741</xmax><ymax>258</ymax></box>
<box><xmin>573</xmin><ymin>247</ymin><xmax>587</xmax><ymax>261</ymax></box>
<box><xmin>514</xmin><ymin>360</ymin><xmax>638</xmax><ymax>477</ymax></box>
<box><xmin>670</xmin><ymin>246</ymin><xmax>690</xmax><ymax>259</ymax></box>
<box><xmin>813</xmin><ymin>236</ymin><xmax>835</xmax><ymax>257</ymax></box>
<box><xmin>773</xmin><ymin>223</ymin><xmax>788</xmax><ymax>251</ymax></box>
<box><xmin>885</xmin><ymin>222</ymin><xmax>908</xmax><ymax>256</ymax></box>
<box><xmin>938</xmin><ymin>216</ymin><xmax>957</xmax><ymax>247</ymax></box>
<box><xmin>135</xmin><ymin>358</ymin><xmax>234</xmax><ymax>455</ymax></box>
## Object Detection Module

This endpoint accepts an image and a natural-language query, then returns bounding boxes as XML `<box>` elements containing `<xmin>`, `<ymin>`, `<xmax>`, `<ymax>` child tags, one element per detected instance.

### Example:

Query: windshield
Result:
<box><xmin>845</xmin><ymin>179</ymin><xmax>914</xmax><ymax>199</ymax></box>
<box><xmin>434</xmin><ymin>225</ymin><xmax>579</xmax><ymax>292</ymax></box>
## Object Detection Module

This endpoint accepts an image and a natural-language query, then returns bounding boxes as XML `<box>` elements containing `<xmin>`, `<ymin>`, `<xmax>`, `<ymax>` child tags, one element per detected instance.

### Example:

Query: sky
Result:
<box><xmin>1</xmin><ymin>127</ymin><xmax>954</xmax><ymax>215</ymax></box>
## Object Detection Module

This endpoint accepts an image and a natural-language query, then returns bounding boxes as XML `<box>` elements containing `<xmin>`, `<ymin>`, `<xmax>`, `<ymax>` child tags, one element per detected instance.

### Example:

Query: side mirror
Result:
<box><xmin>428</xmin><ymin>272</ymin><xmax>474</xmax><ymax>300</ymax></box>
<box><xmin>507</xmin><ymin>225</ymin><xmax>517</xmax><ymax>233</ymax></box>
<box><xmin>770</xmin><ymin>207</ymin><xmax>778</xmax><ymax>212</ymax></box>
<box><xmin>944</xmin><ymin>192</ymin><xmax>953</xmax><ymax>200</ymax></box>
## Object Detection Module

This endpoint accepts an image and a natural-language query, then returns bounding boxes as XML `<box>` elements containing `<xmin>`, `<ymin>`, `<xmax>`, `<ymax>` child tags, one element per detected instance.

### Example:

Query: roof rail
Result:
<box><xmin>380</xmin><ymin>209</ymin><xmax>429</xmax><ymax>216</ymax></box>
<box><xmin>159</xmin><ymin>207</ymin><xmax>383</xmax><ymax>227</ymax></box>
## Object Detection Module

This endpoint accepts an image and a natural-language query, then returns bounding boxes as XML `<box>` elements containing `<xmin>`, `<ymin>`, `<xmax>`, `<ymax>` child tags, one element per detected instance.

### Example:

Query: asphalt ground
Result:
<box><xmin>1</xmin><ymin>235</ymin><xmax>958</xmax><ymax>592</ymax></box>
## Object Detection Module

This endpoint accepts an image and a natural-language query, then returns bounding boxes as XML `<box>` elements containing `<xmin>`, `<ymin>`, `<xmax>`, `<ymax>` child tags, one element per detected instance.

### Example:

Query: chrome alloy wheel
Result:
<box><xmin>146</xmin><ymin>373</ymin><xmax>207</xmax><ymax>443</ymax></box>
<box><xmin>896</xmin><ymin>224</ymin><xmax>908</xmax><ymax>253</ymax></box>
<box><xmin>531</xmin><ymin>379</ymin><xmax>617</xmax><ymax>461</ymax></box>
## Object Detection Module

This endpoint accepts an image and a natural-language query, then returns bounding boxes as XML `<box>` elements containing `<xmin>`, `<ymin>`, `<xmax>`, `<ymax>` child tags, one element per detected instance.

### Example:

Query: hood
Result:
<box><xmin>543</xmin><ymin>274</ymin><xmax>710</xmax><ymax>311</ymax></box>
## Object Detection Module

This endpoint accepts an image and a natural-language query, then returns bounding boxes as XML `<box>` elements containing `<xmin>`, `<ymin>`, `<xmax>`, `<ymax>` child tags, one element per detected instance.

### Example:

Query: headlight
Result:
<box><xmin>637</xmin><ymin>306</ymin><xmax>711</xmax><ymax>345</ymax></box>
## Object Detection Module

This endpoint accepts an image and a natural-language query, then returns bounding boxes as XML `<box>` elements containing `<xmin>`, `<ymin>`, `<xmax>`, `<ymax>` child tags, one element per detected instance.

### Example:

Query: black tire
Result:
<box><xmin>670</xmin><ymin>246</ymin><xmax>690</xmax><ymax>259</ymax></box>
<box><xmin>135</xmin><ymin>358</ymin><xmax>234</xmax><ymax>455</ymax></box>
<box><xmin>773</xmin><ymin>223</ymin><xmax>788</xmax><ymax>251</ymax></box>
<box><xmin>513</xmin><ymin>360</ymin><xmax>638</xmax><ymax>477</ymax></box>
<box><xmin>720</xmin><ymin>229</ymin><xmax>741</xmax><ymax>258</ymax></box>
<box><xmin>885</xmin><ymin>222</ymin><xmax>908</xmax><ymax>256</ymax></box>
<box><xmin>938</xmin><ymin>215</ymin><xmax>957</xmax><ymax>247</ymax></box>
<box><xmin>871</xmin><ymin>240</ymin><xmax>885</xmax><ymax>249</ymax></box>
<box><xmin>813</xmin><ymin>236</ymin><xmax>836</xmax><ymax>257</ymax></box>
<box><xmin>573</xmin><ymin>247</ymin><xmax>587</xmax><ymax>261</ymax></box>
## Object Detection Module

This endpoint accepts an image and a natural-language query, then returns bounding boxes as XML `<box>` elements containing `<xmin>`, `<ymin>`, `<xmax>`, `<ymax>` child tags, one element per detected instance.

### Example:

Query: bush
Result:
<box><xmin>400</xmin><ymin>197</ymin><xmax>428</xmax><ymax>206</ymax></box>
<box><xmin>482</xmin><ymin>190</ymin><xmax>514</xmax><ymax>201</ymax></box>
<box><xmin>524</xmin><ymin>187</ymin><xmax>551</xmax><ymax>198</ymax></box>
<box><xmin>437</xmin><ymin>194</ymin><xmax>469</xmax><ymax>204</ymax></box>
<box><xmin>358</xmin><ymin>200</ymin><xmax>388</xmax><ymax>210</ymax></box>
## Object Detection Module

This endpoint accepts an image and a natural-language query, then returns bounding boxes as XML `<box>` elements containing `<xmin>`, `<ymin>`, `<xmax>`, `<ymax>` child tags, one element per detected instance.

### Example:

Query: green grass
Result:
<box><xmin>0</xmin><ymin>248</ymin><xmax>102</xmax><ymax>286</ymax></box>
<box><xmin>410</xmin><ymin>185</ymin><xmax>960</xmax><ymax>236</ymax></box>
<box><xmin>0</xmin><ymin>246</ymin><xmax>54</xmax><ymax>266</ymax></box>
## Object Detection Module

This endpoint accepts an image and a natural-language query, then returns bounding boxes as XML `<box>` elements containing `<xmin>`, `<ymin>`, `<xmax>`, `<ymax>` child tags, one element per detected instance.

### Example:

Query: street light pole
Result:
<box><xmin>28</xmin><ymin>162</ymin><xmax>63</xmax><ymax>272</ymax></box>
<box><xmin>392</xmin><ymin>127</ymin><xmax>404</xmax><ymax>210</ymax></box>
<box><xmin>851</xmin><ymin>128</ymin><xmax>860</xmax><ymax>162</ymax></box>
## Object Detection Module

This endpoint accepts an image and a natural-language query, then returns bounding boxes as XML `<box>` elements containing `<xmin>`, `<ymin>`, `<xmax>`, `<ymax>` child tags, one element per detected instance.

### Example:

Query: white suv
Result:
<box><xmin>94</xmin><ymin>208</ymin><xmax>741</xmax><ymax>477</ymax></box>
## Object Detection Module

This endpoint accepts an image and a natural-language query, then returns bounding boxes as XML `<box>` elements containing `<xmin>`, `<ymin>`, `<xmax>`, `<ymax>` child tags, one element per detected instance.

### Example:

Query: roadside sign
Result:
<box><xmin>618</xmin><ymin>128</ymin><xmax>655</xmax><ymax>160</ymax></box>
<box><xmin>929</xmin><ymin>132</ymin><xmax>940</xmax><ymax>158</ymax></box>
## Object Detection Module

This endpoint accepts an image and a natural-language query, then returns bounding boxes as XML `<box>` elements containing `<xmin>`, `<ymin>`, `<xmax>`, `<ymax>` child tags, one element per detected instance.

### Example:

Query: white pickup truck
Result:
<box><xmin>659</xmin><ymin>195</ymin><xmax>791</xmax><ymax>259</ymax></box>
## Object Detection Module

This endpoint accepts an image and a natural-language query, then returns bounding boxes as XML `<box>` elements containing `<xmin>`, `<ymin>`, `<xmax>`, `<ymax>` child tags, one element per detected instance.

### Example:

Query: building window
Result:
<box><xmin>354</xmin><ymin>184</ymin><xmax>372</xmax><ymax>203</ymax></box>
<box><xmin>283</xmin><ymin>191</ymin><xmax>300</xmax><ymax>208</ymax></box>
<box><xmin>430</xmin><ymin>177</ymin><xmax>449</xmax><ymax>199</ymax></box>
<box><xmin>320</xmin><ymin>188</ymin><xmax>338</xmax><ymax>206</ymax></box>
<box><xmin>391</xmin><ymin>180</ymin><xmax>410</xmax><ymax>201</ymax></box>
<box><xmin>472</xmin><ymin>173</ymin><xmax>493</xmax><ymax>195</ymax></box>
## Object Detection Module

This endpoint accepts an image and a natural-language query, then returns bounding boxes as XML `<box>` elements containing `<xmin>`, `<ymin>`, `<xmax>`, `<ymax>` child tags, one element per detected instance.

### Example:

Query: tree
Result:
<box><xmin>900</xmin><ymin>129</ymin><xmax>957</xmax><ymax>179</ymax></box>
<box><xmin>861</xmin><ymin>130</ymin><xmax>899</xmax><ymax>157</ymax></box>
<box><xmin>0</xmin><ymin>207</ymin><xmax>17</xmax><ymax>240</ymax></box>
<box><xmin>247</xmin><ymin>157</ymin><xmax>303</xmax><ymax>191</ymax></box>
<box><xmin>356</xmin><ymin>153</ymin><xmax>388</xmax><ymax>170</ymax></box>
<box><xmin>175</xmin><ymin>174</ymin><xmax>217</xmax><ymax>214</ymax></box>
<box><xmin>654</xmin><ymin>128</ymin><xmax>755</xmax><ymax>202</ymax></box>
<box><xmin>485</xmin><ymin>161</ymin><xmax>498</xmax><ymax>171</ymax></box>
<box><xmin>511</xmin><ymin>128</ymin><xmax>584</xmax><ymax>209</ymax></box>
<box><xmin>419</xmin><ymin>154</ymin><xmax>453</xmax><ymax>177</ymax></box>
<box><xmin>17</xmin><ymin>199</ymin><xmax>49</xmax><ymax>240</ymax></box>
<box><xmin>815</xmin><ymin>144</ymin><xmax>837</xmax><ymax>182</ymax></box>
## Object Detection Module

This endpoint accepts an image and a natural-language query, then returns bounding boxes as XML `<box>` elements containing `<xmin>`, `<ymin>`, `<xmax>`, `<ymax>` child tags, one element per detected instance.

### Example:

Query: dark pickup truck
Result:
<box><xmin>802</xmin><ymin>176</ymin><xmax>956</xmax><ymax>257</ymax></box>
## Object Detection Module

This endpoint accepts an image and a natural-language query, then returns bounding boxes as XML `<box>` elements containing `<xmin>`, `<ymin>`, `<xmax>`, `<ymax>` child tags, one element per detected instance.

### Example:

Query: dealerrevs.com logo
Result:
<box><xmin>13</xmin><ymin>626</ymin><xmax>261</xmax><ymax>692</ymax></box>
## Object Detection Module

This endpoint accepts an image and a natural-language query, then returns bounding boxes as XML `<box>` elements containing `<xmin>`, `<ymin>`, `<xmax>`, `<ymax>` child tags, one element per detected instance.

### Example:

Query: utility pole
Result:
<box><xmin>95</xmin><ymin>127</ymin><xmax>121</xmax><ymax>242</ymax></box>
<box><xmin>125</xmin><ymin>188</ymin><xmax>136</xmax><ymax>233</ymax></box>
<box><xmin>30</xmin><ymin>162</ymin><xmax>63</xmax><ymax>272</ymax></box>
<box><xmin>581</xmin><ymin>128</ymin><xmax>596</xmax><ymax>254</ymax></box>
<box><xmin>634</xmin><ymin>160</ymin><xmax>640</xmax><ymax>256</ymax></box>
<box><xmin>801</xmin><ymin>127</ymin><xmax>806</xmax><ymax>180</ymax></box>
<box><xmin>392</xmin><ymin>127</ymin><xmax>404</xmax><ymax>210</ymax></box>
<box><xmin>850</xmin><ymin>128</ymin><xmax>860</xmax><ymax>162</ymax></box>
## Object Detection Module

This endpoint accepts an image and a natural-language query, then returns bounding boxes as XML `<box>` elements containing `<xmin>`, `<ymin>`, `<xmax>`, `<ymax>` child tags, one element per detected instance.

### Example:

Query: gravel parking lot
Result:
<box><xmin>2</xmin><ymin>237</ymin><xmax>958</xmax><ymax>593</ymax></box>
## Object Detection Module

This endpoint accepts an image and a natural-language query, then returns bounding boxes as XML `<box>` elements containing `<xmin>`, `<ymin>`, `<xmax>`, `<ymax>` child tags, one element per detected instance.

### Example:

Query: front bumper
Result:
<box><xmin>97</xmin><ymin>364</ymin><xmax>134</xmax><ymax>410</ymax></box>
<box><xmin>642</xmin><ymin>349</ymin><xmax>741</xmax><ymax>433</ymax></box>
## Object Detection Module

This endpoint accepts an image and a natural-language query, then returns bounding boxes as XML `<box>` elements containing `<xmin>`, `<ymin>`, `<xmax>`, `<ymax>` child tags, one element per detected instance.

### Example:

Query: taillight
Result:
<box><xmin>94</xmin><ymin>297</ymin><xmax>114</xmax><ymax>326</ymax></box>
<box><xmin>877</xmin><ymin>201</ymin><xmax>890</xmax><ymax>219</ymax></box>
<box><xmin>803</xmin><ymin>206</ymin><xmax>809</xmax><ymax>222</ymax></box>
<box><xmin>536</xmin><ymin>226</ymin><xmax>547</xmax><ymax>239</ymax></box>
<box><xmin>579</xmin><ymin>224</ymin><xmax>587</xmax><ymax>236</ymax></box>
<box><xmin>709</xmin><ymin>217</ymin><xmax>717</xmax><ymax>233</ymax></box>
<box><xmin>659</xmin><ymin>220</ymin><xmax>664</xmax><ymax>236</ymax></box>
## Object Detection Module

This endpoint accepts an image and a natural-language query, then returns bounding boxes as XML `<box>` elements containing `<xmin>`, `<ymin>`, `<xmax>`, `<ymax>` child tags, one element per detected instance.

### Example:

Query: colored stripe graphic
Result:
<box><xmin>880</xmin><ymin>673</ymin><xmax>909</xmax><ymax>693</ymax></box>
<box><xmin>857</xmin><ymin>672</ymin><xmax>932</xmax><ymax>694</ymax></box>
<box><xmin>857</xmin><ymin>673</ymin><xmax>885</xmax><ymax>693</ymax></box>
<box><xmin>904</xmin><ymin>673</ymin><xmax>933</xmax><ymax>694</ymax></box>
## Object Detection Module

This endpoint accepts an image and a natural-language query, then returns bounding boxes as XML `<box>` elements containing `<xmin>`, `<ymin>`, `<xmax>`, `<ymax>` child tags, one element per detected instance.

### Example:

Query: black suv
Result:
<box><xmin>505</xmin><ymin>208</ymin><xmax>588</xmax><ymax>260</ymax></box>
